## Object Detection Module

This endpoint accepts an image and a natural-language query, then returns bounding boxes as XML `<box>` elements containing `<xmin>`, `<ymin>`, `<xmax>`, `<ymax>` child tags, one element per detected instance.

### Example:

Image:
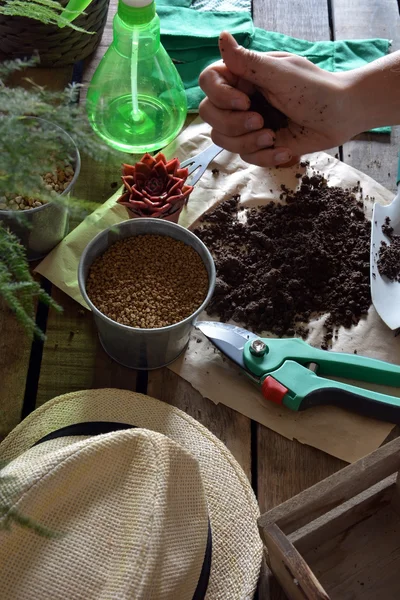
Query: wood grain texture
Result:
<box><xmin>263</xmin><ymin>479</ymin><xmax>400</xmax><ymax>599</ymax></box>
<box><xmin>0</xmin><ymin>301</ymin><xmax>32</xmax><ymax>439</ymax></box>
<box><xmin>253</xmin><ymin>0</ymin><xmax>330</xmax><ymax>41</ymax></box>
<box><xmin>36</xmin><ymin>288</ymin><xmax>137</xmax><ymax>407</ymax></box>
<box><xmin>304</xmin><ymin>503</ymin><xmax>400</xmax><ymax>599</ymax></box>
<box><xmin>260</xmin><ymin>440</ymin><xmax>400</xmax><ymax>599</ymax></box>
<box><xmin>263</xmin><ymin>524</ymin><xmax>330</xmax><ymax>600</ymax></box>
<box><xmin>259</xmin><ymin>436</ymin><xmax>400</xmax><ymax>533</ymax></box>
<box><xmin>257</xmin><ymin>434</ymin><xmax>345</xmax><ymax>515</ymax></box>
<box><xmin>293</xmin><ymin>477</ymin><xmax>396</xmax><ymax>554</ymax></box>
<box><xmin>147</xmin><ymin>368</ymin><xmax>252</xmax><ymax>480</ymax></box>
<box><xmin>332</xmin><ymin>0</ymin><xmax>400</xmax><ymax>191</ymax></box>
<box><xmin>332</xmin><ymin>0</ymin><xmax>400</xmax><ymax>447</ymax></box>
<box><xmin>253</xmin><ymin>0</ymin><xmax>344</xmax><ymax>528</ymax></box>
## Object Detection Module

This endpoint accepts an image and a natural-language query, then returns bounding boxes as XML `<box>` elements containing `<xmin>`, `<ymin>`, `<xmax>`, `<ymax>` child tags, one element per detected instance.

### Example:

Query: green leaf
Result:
<box><xmin>0</xmin><ymin>0</ymin><xmax>94</xmax><ymax>33</ymax></box>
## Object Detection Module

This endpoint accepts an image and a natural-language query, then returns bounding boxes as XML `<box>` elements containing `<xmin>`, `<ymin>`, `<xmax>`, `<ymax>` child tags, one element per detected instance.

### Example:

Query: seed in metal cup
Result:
<box><xmin>0</xmin><ymin>118</ymin><xmax>81</xmax><ymax>261</ymax></box>
<box><xmin>78</xmin><ymin>218</ymin><xmax>216</xmax><ymax>370</ymax></box>
<box><xmin>86</xmin><ymin>234</ymin><xmax>209</xmax><ymax>329</ymax></box>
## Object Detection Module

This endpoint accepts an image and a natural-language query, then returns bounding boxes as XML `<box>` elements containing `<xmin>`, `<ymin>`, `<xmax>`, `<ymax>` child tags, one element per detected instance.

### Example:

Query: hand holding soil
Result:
<box><xmin>199</xmin><ymin>32</ymin><xmax>400</xmax><ymax>167</ymax></box>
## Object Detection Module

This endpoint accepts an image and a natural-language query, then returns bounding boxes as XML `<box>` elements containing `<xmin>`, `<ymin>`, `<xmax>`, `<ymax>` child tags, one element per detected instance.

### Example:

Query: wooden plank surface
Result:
<box><xmin>259</xmin><ymin>437</ymin><xmax>400</xmax><ymax>533</ymax></box>
<box><xmin>0</xmin><ymin>302</ymin><xmax>32</xmax><ymax>439</ymax></box>
<box><xmin>253</xmin><ymin>0</ymin><xmax>331</xmax><ymax>42</ymax></box>
<box><xmin>253</xmin><ymin>1</ymin><xmax>345</xmax><ymax>520</ymax></box>
<box><xmin>252</xmin><ymin>2</ymin><xmax>344</xmax><ymax>595</ymax></box>
<box><xmin>332</xmin><ymin>0</ymin><xmax>400</xmax><ymax>446</ymax></box>
<box><xmin>305</xmin><ymin>503</ymin><xmax>400</xmax><ymax>599</ymax></box>
<box><xmin>4</xmin><ymin>2</ymin><xmax>398</xmax><ymax>597</ymax></box>
<box><xmin>333</xmin><ymin>0</ymin><xmax>400</xmax><ymax>191</ymax></box>
<box><xmin>147</xmin><ymin>369</ymin><xmax>252</xmax><ymax>478</ymax></box>
<box><xmin>36</xmin><ymin>288</ymin><xmax>137</xmax><ymax>407</ymax></box>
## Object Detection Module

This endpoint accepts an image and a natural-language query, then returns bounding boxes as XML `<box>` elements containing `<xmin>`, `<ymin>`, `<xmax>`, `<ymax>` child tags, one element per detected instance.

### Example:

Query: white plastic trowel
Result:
<box><xmin>370</xmin><ymin>159</ymin><xmax>400</xmax><ymax>330</ymax></box>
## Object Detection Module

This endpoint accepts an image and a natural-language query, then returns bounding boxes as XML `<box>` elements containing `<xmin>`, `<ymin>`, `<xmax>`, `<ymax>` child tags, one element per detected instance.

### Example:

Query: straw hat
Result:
<box><xmin>0</xmin><ymin>389</ymin><xmax>263</xmax><ymax>599</ymax></box>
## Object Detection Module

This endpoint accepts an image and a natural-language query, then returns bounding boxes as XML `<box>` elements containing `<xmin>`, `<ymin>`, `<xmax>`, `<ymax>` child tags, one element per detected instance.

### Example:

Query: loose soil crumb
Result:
<box><xmin>377</xmin><ymin>217</ymin><xmax>400</xmax><ymax>282</ymax></box>
<box><xmin>249</xmin><ymin>90</ymin><xmax>288</xmax><ymax>132</ymax></box>
<box><xmin>194</xmin><ymin>174</ymin><xmax>371</xmax><ymax>344</ymax></box>
<box><xmin>86</xmin><ymin>235</ymin><xmax>209</xmax><ymax>329</ymax></box>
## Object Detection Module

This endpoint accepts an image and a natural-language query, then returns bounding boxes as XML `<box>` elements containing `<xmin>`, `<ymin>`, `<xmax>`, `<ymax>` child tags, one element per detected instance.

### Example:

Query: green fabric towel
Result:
<box><xmin>157</xmin><ymin>4</ymin><xmax>391</xmax><ymax>133</ymax></box>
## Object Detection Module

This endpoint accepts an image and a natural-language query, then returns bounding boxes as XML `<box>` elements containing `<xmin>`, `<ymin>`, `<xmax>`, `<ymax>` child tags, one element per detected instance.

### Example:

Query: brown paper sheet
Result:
<box><xmin>36</xmin><ymin>117</ymin><xmax>399</xmax><ymax>463</ymax></box>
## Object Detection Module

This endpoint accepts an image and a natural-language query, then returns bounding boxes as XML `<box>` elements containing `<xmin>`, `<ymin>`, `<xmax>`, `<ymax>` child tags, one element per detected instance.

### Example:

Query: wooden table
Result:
<box><xmin>1</xmin><ymin>0</ymin><xmax>400</xmax><ymax>597</ymax></box>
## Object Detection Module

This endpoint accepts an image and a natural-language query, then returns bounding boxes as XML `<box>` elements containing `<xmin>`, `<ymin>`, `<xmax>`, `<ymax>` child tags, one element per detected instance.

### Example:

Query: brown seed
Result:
<box><xmin>86</xmin><ymin>234</ymin><xmax>209</xmax><ymax>329</ymax></box>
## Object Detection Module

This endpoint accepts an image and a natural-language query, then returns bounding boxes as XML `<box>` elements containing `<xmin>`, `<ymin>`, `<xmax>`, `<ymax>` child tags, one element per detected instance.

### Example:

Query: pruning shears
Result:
<box><xmin>196</xmin><ymin>321</ymin><xmax>400</xmax><ymax>424</ymax></box>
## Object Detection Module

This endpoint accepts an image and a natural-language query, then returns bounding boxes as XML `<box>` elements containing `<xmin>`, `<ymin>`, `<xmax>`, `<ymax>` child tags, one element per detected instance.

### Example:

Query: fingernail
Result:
<box><xmin>275</xmin><ymin>151</ymin><xmax>291</xmax><ymax>164</ymax></box>
<box><xmin>257</xmin><ymin>133</ymin><xmax>274</xmax><ymax>147</ymax></box>
<box><xmin>246</xmin><ymin>116</ymin><xmax>262</xmax><ymax>131</ymax></box>
<box><xmin>232</xmin><ymin>97</ymin><xmax>247</xmax><ymax>110</ymax></box>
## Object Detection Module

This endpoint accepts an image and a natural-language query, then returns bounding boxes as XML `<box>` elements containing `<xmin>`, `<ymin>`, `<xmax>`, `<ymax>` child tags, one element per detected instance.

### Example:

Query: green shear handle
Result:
<box><xmin>244</xmin><ymin>338</ymin><xmax>400</xmax><ymax>423</ymax></box>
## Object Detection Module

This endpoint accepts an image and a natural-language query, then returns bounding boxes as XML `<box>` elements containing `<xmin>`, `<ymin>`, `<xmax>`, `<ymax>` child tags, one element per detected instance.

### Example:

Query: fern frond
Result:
<box><xmin>0</xmin><ymin>226</ymin><xmax>63</xmax><ymax>339</ymax></box>
<box><xmin>0</xmin><ymin>0</ymin><xmax>93</xmax><ymax>33</ymax></box>
<box><xmin>0</xmin><ymin>59</ymin><xmax>118</xmax><ymax>339</ymax></box>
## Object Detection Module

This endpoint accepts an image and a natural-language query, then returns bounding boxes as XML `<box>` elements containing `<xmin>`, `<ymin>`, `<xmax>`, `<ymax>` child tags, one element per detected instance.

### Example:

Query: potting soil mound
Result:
<box><xmin>377</xmin><ymin>217</ymin><xmax>400</xmax><ymax>282</ymax></box>
<box><xmin>193</xmin><ymin>173</ymin><xmax>371</xmax><ymax>347</ymax></box>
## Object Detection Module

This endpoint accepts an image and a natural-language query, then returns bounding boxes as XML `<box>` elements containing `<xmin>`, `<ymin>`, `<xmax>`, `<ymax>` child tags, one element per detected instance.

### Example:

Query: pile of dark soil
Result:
<box><xmin>193</xmin><ymin>174</ymin><xmax>371</xmax><ymax>346</ymax></box>
<box><xmin>378</xmin><ymin>217</ymin><xmax>400</xmax><ymax>282</ymax></box>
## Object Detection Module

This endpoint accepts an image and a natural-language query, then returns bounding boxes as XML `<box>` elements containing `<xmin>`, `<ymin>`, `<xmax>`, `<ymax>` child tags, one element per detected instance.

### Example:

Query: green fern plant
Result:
<box><xmin>0</xmin><ymin>0</ymin><xmax>93</xmax><ymax>32</ymax></box>
<box><xmin>0</xmin><ymin>227</ymin><xmax>61</xmax><ymax>339</ymax></box>
<box><xmin>0</xmin><ymin>58</ymin><xmax>111</xmax><ymax>339</ymax></box>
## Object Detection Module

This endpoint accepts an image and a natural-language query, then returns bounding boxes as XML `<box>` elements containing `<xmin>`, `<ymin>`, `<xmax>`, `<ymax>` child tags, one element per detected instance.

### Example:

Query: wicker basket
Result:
<box><xmin>0</xmin><ymin>0</ymin><xmax>110</xmax><ymax>67</ymax></box>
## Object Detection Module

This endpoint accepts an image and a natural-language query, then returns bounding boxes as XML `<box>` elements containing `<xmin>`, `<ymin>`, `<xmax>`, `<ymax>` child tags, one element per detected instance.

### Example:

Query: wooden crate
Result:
<box><xmin>258</xmin><ymin>437</ymin><xmax>400</xmax><ymax>600</ymax></box>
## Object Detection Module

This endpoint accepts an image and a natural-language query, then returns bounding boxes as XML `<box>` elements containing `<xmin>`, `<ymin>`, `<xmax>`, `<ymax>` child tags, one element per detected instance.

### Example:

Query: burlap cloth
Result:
<box><xmin>36</xmin><ymin>117</ymin><xmax>400</xmax><ymax>463</ymax></box>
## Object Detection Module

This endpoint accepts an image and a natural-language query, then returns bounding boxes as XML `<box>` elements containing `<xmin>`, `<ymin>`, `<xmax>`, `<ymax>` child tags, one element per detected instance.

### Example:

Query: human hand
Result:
<box><xmin>199</xmin><ymin>32</ymin><xmax>359</xmax><ymax>167</ymax></box>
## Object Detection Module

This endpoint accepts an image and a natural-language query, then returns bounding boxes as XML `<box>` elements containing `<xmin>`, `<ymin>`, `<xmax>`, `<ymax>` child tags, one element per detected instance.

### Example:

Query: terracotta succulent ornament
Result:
<box><xmin>117</xmin><ymin>152</ymin><xmax>193</xmax><ymax>222</ymax></box>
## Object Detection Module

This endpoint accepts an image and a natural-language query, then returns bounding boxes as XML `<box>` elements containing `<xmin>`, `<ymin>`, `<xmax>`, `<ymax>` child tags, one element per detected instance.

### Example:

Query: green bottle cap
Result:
<box><xmin>118</xmin><ymin>0</ymin><xmax>155</xmax><ymax>25</ymax></box>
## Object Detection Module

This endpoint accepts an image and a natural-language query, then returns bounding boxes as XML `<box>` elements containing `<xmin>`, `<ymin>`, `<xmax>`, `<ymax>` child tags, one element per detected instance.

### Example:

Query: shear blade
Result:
<box><xmin>196</xmin><ymin>321</ymin><xmax>258</xmax><ymax>369</ymax></box>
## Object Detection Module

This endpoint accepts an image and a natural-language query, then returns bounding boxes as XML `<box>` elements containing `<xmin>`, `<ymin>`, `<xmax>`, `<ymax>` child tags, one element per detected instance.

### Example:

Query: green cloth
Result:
<box><xmin>157</xmin><ymin>4</ymin><xmax>391</xmax><ymax>133</ymax></box>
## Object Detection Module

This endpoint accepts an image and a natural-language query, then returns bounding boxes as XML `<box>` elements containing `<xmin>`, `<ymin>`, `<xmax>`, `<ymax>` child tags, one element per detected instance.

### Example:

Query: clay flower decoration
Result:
<box><xmin>117</xmin><ymin>152</ymin><xmax>193</xmax><ymax>222</ymax></box>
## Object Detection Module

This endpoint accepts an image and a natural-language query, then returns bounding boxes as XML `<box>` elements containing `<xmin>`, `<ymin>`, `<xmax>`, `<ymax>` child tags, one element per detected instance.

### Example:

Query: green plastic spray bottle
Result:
<box><xmin>86</xmin><ymin>0</ymin><xmax>187</xmax><ymax>153</ymax></box>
